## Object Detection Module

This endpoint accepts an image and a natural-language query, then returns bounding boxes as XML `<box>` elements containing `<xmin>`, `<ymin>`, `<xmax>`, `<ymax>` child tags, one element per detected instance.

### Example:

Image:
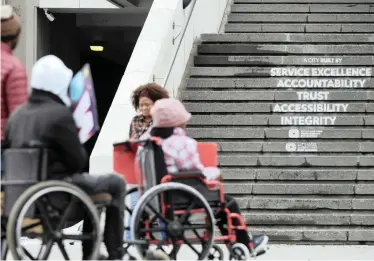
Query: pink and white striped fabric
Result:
<box><xmin>161</xmin><ymin>127</ymin><xmax>220</xmax><ymax>181</ymax></box>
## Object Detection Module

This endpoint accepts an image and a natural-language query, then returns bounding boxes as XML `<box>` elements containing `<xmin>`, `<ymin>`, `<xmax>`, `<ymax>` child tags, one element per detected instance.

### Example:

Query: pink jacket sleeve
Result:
<box><xmin>5</xmin><ymin>62</ymin><xmax>28</xmax><ymax>115</ymax></box>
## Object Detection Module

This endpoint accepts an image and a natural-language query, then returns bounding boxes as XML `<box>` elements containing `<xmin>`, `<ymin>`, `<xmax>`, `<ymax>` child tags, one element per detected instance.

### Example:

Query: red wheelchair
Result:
<box><xmin>113</xmin><ymin>128</ymin><xmax>263</xmax><ymax>260</ymax></box>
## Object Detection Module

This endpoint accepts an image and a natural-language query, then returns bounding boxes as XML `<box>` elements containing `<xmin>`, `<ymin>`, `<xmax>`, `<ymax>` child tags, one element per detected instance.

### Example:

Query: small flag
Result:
<box><xmin>69</xmin><ymin>64</ymin><xmax>100</xmax><ymax>143</ymax></box>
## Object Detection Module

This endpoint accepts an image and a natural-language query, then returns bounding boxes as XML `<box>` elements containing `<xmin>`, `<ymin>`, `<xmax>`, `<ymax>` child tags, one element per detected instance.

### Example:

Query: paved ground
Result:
<box><xmin>6</xmin><ymin>241</ymin><xmax>374</xmax><ymax>260</ymax></box>
<box><xmin>5</xmin><ymin>219</ymin><xmax>374</xmax><ymax>260</ymax></box>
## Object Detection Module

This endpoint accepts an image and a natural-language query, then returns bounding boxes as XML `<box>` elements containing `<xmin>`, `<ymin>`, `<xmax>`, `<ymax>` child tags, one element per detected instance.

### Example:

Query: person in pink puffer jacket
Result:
<box><xmin>150</xmin><ymin>98</ymin><xmax>269</xmax><ymax>256</ymax></box>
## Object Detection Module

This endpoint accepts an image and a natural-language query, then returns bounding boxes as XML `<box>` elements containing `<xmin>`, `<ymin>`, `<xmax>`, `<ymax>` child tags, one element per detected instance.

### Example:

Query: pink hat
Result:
<box><xmin>151</xmin><ymin>98</ymin><xmax>191</xmax><ymax>127</ymax></box>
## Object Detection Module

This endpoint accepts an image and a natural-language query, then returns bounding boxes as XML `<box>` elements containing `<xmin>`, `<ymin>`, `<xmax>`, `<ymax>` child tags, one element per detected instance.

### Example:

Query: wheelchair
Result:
<box><xmin>0</xmin><ymin>141</ymin><xmax>115</xmax><ymax>260</ymax></box>
<box><xmin>114</xmin><ymin>129</ymin><xmax>268</xmax><ymax>260</ymax></box>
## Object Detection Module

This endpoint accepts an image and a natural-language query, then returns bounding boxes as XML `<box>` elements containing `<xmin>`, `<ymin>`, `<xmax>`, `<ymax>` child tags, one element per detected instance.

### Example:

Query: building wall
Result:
<box><xmin>6</xmin><ymin>0</ymin><xmax>38</xmax><ymax>78</ymax></box>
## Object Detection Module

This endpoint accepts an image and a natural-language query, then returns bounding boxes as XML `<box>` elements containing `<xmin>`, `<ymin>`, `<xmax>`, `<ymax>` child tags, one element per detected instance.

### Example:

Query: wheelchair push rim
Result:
<box><xmin>131</xmin><ymin>182</ymin><xmax>215</xmax><ymax>260</ymax></box>
<box><xmin>6</xmin><ymin>181</ymin><xmax>101</xmax><ymax>260</ymax></box>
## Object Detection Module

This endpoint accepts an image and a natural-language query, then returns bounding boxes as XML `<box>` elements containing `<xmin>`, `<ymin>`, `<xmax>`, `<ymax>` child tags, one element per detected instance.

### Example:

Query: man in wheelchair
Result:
<box><xmin>3</xmin><ymin>55</ymin><xmax>126</xmax><ymax>260</ymax></box>
<box><xmin>148</xmin><ymin>98</ymin><xmax>269</xmax><ymax>257</ymax></box>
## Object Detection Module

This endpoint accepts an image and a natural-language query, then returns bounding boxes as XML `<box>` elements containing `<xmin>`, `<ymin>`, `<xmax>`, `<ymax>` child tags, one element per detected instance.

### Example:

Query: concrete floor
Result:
<box><xmin>5</xmin><ymin>240</ymin><xmax>374</xmax><ymax>260</ymax></box>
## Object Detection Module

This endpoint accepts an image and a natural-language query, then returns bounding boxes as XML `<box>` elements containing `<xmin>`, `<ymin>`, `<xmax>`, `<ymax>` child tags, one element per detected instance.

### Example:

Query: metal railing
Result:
<box><xmin>162</xmin><ymin>0</ymin><xmax>198</xmax><ymax>88</ymax></box>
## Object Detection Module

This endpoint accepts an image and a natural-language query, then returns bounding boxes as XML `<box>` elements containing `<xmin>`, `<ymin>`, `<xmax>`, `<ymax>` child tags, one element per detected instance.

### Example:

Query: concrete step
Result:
<box><xmin>201</xmin><ymin>33</ymin><xmax>374</xmax><ymax>43</ymax></box>
<box><xmin>189</xmin><ymin>115</ymin><xmax>374</xmax><ymax>126</ymax></box>
<box><xmin>248</xmin><ymin>226</ymin><xmax>374</xmax><ymax>242</ymax></box>
<box><xmin>223</xmin><ymin>182</ymin><xmax>374</xmax><ymax>195</ymax></box>
<box><xmin>244</xmin><ymin>196</ymin><xmax>374</xmax><ymax>210</ymax></box>
<box><xmin>242</xmin><ymin>211</ymin><xmax>374</xmax><ymax>226</ymax></box>
<box><xmin>185</xmin><ymin>102</ymin><xmax>370</xmax><ymax>113</ymax></box>
<box><xmin>225</xmin><ymin>23</ymin><xmax>374</xmax><ymax>33</ymax></box>
<box><xmin>186</xmin><ymin>79</ymin><xmax>374</xmax><ymax>90</ymax></box>
<box><xmin>220</xmin><ymin>168</ymin><xmax>373</xmax><ymax>181</ymax></box>
<box><xmin>234</xmin><ymin>0</ymin><xmax>374</xmax><ymax>3</ymax></box>
<box><xmin>218</xmin><ymin>155</ymin><xmax>374</xmax><ymax>167</ymax></box>
<box><xmin>190</xmin><ymin>66</ymin><xmax>374</xmax><ymax>77</ymax></box>
<box><xmin>187</xmin><ymin>127</ymin><xmax>374</xmax><ymax>139</ymax></box>
<box><xmin>229</xmin><ymin>13</ymin><xmax>308</xmax><ymax>22</ymax></box>
<box><xmin>194</xmin><ymin>55</ymin><xmax>374</xmax><ymax>66</ymax></box>
<box><xmin>231</xmin><ymin>3</ymin><xmax>374</xmax><ymax>13</ymax></box>
<box><xmin>198</xmin><ymin>43</ymin><xmax>374</xmax><ymax>54</ymax></box>
<box><xmin>183</xmin><ymin>90</ymin><xmax>374</xmax><ymax>101</ymax></box>
<box><xmin>213</xmin><ymin>141</ymin><xmax>374</xmax><ymax>152</ymax></box>
<box><xmin>228</xmin><ymin>14</ymin><xmax>374</xmax><ymax>23</ymax></box>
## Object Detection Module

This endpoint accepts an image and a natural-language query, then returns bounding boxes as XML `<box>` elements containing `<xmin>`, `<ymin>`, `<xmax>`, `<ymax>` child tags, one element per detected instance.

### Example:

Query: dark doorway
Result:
<box><xmin>80</xmin><ymin>53</ymin><xmax>125</xmax><ymax>171</ymax></box>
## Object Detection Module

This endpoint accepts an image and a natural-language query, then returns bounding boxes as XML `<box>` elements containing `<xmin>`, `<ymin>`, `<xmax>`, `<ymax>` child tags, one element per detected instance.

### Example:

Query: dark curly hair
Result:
<box><xmin>132</xmin><ymin>83</ymin><xmax>169</xmax><ymax>110</ymax></box>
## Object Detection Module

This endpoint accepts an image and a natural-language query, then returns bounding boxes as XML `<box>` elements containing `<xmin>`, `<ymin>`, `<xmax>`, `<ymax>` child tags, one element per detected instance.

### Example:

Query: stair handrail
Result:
<box><xmin>162</xmin><ymin>0</ymin><xmax>198</xmax><ymax>88</ymax></box>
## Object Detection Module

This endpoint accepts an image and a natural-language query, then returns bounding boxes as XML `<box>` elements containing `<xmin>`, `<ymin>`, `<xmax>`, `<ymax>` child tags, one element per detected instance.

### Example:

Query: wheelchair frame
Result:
<box><xmin>1</xmin><ymin>143</ymin><xmax>107</xmax><ymax>260</ymax></box>
<box><xmin>115</xmin><ymin>136</ymin><xmax>253</xmax><ymax>260</ymax></box>
<box><xmin>2</xmin><ymin>135</ymin><xmax>257</xmax><ymax>260</ymax></box>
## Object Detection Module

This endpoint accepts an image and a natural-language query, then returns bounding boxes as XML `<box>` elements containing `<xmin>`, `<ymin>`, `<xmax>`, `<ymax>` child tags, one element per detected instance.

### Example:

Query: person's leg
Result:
<box><xmin>223</xmin><ymin>195</ymin><xmax>250</xmax><ymax>246</ymax></box>
<box><xmin>68</xmin><ymin>173</ymin><xmax>126</xmax><ymax>260</ymax></box>
<box><xmin>224</xmin><ymin>195</ymin><xmax>269</xmax><ymax>254</ymax></box>
<box><xmin>97</xmin><ymin>174</ymin><xmax>126</xmax><ymax>259</ymax></box>
<box><xmin>81</xmin><ymin>211</ymin><xmax>94</xmax><ymax>260</ymax></box>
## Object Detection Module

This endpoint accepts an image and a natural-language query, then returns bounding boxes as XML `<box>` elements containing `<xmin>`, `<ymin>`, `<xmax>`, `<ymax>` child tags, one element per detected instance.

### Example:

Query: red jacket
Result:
<box><xmin>1</xmin><ymin>42</ymin><xmax>28</xmax><ymax>140</ymax></box>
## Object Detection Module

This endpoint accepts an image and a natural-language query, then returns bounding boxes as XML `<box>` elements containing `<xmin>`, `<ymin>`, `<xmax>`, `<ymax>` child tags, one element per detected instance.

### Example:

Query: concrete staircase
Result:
<box><xmin>181</xmin><ymin>0</ymin><xmax>374</xmax><ymax>243</ymax></box>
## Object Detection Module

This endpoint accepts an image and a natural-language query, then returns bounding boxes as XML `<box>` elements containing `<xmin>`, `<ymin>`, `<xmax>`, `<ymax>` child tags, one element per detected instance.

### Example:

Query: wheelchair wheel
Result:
<box><xmin>229</xmin><ymin>243</ymin><xmax>250</xmax><ymax>260</ymax></box>
<box><xmin>131</xmin><ymin>182</ymin><xmax>215</xmax><ymax>260</ymax></box>
<box><xmin>208</xmin><ymin>244</ymin><xmax>224</xmax><ymax>260</ymax></box>
<box><xmin>6</xmin><ymin>181</ymin><xmax>101</xmax><ymax>260</ymax></box>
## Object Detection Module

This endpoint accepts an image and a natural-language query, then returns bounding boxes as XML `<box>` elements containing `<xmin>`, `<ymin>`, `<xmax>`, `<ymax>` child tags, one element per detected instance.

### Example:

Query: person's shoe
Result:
<box><xmin>98</xmin><ymin>254</ymin><xmax>108</xmax><ymax>260</ymax></box>
<box><xmin>248</xmin><ymin>234</ymin><xmax>269</xmax><ymax>256</ymax></box>
<box><xmin>144</xmin><ymin>249</ymin><xmax>170</xmax><ymax>260</ymax></box>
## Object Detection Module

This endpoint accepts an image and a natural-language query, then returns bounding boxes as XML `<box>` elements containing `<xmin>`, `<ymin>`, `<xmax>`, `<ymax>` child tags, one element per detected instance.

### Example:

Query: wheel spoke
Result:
<box><xmin>184</xmin><ymin>221</ymin><xmax>206</xmax><ymax>243</ymax></box>
<box><xmin>22</xmin><ymin>221</ymin><xmax>42</xmax><ymax>232</ymax></box>
<box><xmin>125</xmin><ymin>205</ymin><xmax>133</xmax><ymax>215</ymax></box>
<box><xmin>181</xmin><ymin>234</ymin><xmax>200</xmax><ymax>256</ymax></box>
<box><xmin>37</xmin><ymin>239</ymin><xmax>54</xmax><ymax>260</ymax></box>
<box><xmin>61</xmin><ymin>234</ymin><xmax>95</xmax><ymax>240</ymax></box>
<box><xmin>170</xmin><ymin>237</ymin><xmax>178</xmax><ymax>260</ymax></box>
<box><xmin>35</xmin><ymin>200</ymin><xmax>54</xmax><ymax>233</ymax></box>
<box><xmin>57</xmin><ymin>240</ymin><xmax>70</xmax><ymax>260</ymax></box>
<box><xmin>139</xmin><ymin>227</ymin><xmax>169</xmax><ymax>233</ymax></box>
<box><xmin>23</xmin><ymin>246</ymin><xmax>37</xmax><ymax>260</ymax></box>
<box><xmin>56</xmin><ymin>198</ymin><xmax>77</xmax><ymax>230</ymax></box>
<box><xmin>145</xmin><ymin>203</ymin><xmax>169</xmax><ymax>224</ymax></box>
<box><xmin>179</xmin><ymin>201</ymin><xmax>195</xmax><ymax>223</ymax></box>
<box><xmin>181</xmin><ymin>224</ymin><xmax>210</xmax><ymax>231</ymax></box>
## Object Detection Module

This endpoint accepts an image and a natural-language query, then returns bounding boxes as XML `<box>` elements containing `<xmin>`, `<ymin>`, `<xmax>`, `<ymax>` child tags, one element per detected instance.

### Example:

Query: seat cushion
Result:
<box><xmin>90</xmin><ymin>193</ymin><xmax>112</xmax><ymax>203</ymax></box>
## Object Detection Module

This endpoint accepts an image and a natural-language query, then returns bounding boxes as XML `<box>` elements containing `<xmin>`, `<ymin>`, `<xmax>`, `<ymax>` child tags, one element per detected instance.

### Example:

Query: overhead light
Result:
<box><xmin>90</xmin><ymin>45</ymin><xmax>104</xmax><ymax>52</ymax></box>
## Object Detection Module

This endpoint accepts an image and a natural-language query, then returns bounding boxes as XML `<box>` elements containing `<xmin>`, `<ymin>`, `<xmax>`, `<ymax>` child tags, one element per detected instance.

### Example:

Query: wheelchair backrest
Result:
<box><xmin>113</xmin><ymin>141</ymin><xmax>138</xmax><ymax>185</ymax></box>
<box><xmin>2</xmin><ymin>141</ymin><xmax>48</xmax><ymax>217</ymax></box>
<box><xmin>137</xmin><ymin>138</ymin><xmax>219</xmax><ymax>213</ymax></box>
<box><xmin>138</xmin><ymin>138</ymin><xmax>218</xmax><ymax>188</ymax></box>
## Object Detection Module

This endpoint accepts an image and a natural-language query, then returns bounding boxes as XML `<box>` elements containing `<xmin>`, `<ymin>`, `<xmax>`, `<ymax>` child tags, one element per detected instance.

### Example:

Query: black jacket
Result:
<box><xmin>4</xmin><ymin>89</ymin><xmax>87</xmax><ymax>177</ymax></box>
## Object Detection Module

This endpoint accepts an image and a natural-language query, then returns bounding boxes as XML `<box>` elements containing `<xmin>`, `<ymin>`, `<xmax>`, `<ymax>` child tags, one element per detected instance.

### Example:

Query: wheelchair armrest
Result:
<box><xmin>169</xmin><ymin>170</ymin><xmax>205</xmax><ymax>179</ymax></box>
<box><xmin>113</xmin><ymin>140</ymin><xmax>134</xmax><ymax>152</ymax></box>
<box><xmin>113</xmin><ymin>141</ymin><xmax>128</xmax><ymax>147</ymax></box>
<box><xmin>27</xmin><ymin>140</ymin><xmax>46</xmax><ymax>149</ymax></box>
